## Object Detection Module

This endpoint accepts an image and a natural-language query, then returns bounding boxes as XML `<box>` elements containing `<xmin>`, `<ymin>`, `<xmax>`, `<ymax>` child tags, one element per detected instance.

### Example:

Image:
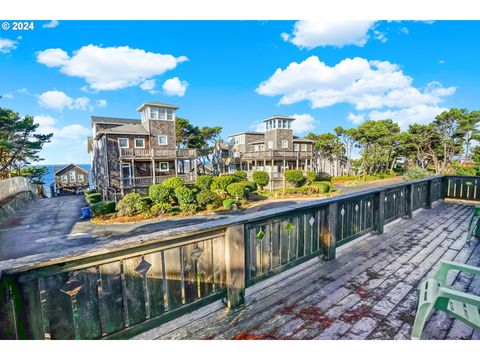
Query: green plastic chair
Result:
<box><xmin>466</xmin><ymin>205</ymin><xmax>480</xmax><ymax>243</ymax></box>
<box><xmin>411</xmin><ymin>260</ymin><xmax>480</xmax><ymax>340</ymax></box>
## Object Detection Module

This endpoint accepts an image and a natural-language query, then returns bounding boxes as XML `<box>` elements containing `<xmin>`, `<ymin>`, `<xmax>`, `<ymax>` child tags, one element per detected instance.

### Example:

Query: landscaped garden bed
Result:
<box><xmin>87</xmin><ymin>170</ymin><xmax>335</xmax><ymax>224</ymax></box>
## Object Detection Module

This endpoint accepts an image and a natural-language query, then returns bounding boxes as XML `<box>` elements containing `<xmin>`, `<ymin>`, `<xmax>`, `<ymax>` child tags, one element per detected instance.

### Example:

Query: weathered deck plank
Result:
<box><xmin>133</xmin><ymin>202</ymin><xmax>480</xmax><ymax>340</ymax></box>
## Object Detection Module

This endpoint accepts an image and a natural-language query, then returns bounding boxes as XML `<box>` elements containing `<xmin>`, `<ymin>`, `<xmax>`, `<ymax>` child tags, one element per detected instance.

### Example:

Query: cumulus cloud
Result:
<box><xmin>366</xmin><ymin>105</ymin><xmax>449</xmax><ymax>130</ymax></box>
<box><xmin>281</xmin><ymin>20</ymin><xmax>376</xmax><ymax>49</ymax></box>
<box><xmin>43</xmin><ymin>20</ymin><xmax>59</xmax><ymax>28</ymax></box>
<box><xmin>162</xmin><ymin>77</ymin><xmax>188</xmax><ymax>97</ymax></box>
<box><xmin>256</xmin><ymin>56</ymin><xmax>456</xmax><ymax>111</ymax></box>
<box><xmin>0</xmin><ymin>38</ymin><xmax>17</xmax><ymax>54</ymax></box>
<box><xmin>37</xmin><ymin>90</ymin><xmax>105</xmax><ymax>111</ymax></box>
<box><xmin>36</xmin><ymin>44</ymin><xmax>188</xmax><ymax>91</ymax></box>
<box><xmin>34</xmin><ymin>115</ymin><xmax>90</xmax><ymax>141</ymax></box>
<box><xmin>1</xmin><ymin>92</ymin><xmax>13</xmax><ymax>99</ymax></box>
<box><xmin>347</xmin><ymin>112</ymin><xmax>366</xmax><ymax>124</ymax></box>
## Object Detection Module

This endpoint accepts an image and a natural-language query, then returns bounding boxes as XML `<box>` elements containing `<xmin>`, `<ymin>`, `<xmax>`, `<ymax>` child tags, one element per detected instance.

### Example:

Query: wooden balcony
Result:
<box><xmin>241</xmin><ymin>150</ymin><xmax>313</xmax><ymax>160</ymax></box>
<box><xmin>122</xmin><ymin>174</ymin><xmax>196</xmax><ymax>188</ymax></box>
<box><xmin>1</xmin><ymin>175</ymin><xmax>479</xmax><ymax>340</ymax></box>
<box><xmin>120</xmin><ymin>148</ymin><xmax>197</xmax><ymax>159</ymax></box>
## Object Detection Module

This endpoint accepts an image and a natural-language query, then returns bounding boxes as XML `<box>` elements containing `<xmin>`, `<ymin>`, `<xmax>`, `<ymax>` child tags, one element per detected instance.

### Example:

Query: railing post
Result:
<box><xmin>225</xmin><ymin>224</ymin><xmax>245</xmax><ymax>308</ymax></box>
<box><xmin>425</xmin><ymin>180</ymin><xmax>433</xmax><ymax>209</ymax></box>
<box><xmin>374</xmin><ymin>190</ymin><xmax>385</xmax><ymax>235</ymax></box>
<box><xmin>405</xmin><ymin>183</ymin><xmax>414</xmax><ymax>219</ymax></box>
<box><xmin>322</xmin><ymin>202</ymin><xmax>338</xmax><ymax>261</ymax></box>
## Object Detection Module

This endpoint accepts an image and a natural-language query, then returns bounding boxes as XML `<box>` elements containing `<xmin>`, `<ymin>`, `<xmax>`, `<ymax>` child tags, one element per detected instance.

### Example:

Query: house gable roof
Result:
<box><xmin>136</xmin><ymin>102</ymin><xmax>179</xmax><ymax>112</ymax></box>
<box><xmin>91</xmin><ymin>116</ymin><xmax>140</xmax><ymax>126</ymax></box>
<box><xmin>54</xmin><ymin>164</ymin><xmax>88</xmax><ymax>175</ymax></box>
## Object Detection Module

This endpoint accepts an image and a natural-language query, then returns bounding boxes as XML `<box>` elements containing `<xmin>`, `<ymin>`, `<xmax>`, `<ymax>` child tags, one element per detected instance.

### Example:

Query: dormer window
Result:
<box><xmin>149</xmin><ymin>106</ymin><xmax>174</xmax><ymax>120</ymax></box>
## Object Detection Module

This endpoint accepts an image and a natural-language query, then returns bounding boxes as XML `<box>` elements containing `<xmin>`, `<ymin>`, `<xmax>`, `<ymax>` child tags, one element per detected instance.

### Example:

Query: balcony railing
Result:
<box><xmin>122</xmin><ymin>174</ymin><xmax>196</xmax><ymax>188</ymax></box>
<box><xmin>120</xmin><ymin>148</ymin><xmax>197</xmax><ymax>158</ymax></box>
<box><xmin>1</xmin><ymin>175</ymin><xmax>473</xmax><ymax>340</ymax></box>
<box><xmin>241</xmin><ymin>150</ymin><xmax>313</xmax><ymax>160</ymax></box>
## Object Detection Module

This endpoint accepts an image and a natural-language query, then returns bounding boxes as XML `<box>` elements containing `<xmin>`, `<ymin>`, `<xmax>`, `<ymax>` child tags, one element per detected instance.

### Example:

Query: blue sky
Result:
<box><xmin>0</xmin><ymin>20</ymin><xmax>479</xmax><ymax>165</ymax></box>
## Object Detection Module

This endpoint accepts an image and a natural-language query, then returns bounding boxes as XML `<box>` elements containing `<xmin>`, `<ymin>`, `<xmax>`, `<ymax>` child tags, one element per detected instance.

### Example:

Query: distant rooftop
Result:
<box><xmin>136</xmin><ymin>102</ymin><xmax>179</xmax><ymax>112</ymax></box>
<box><xmin>262</xmin><ymin>115</ymin><xmax>296</xmax><ymax>122</ymax></box>
<box><xmin>91</xmin><ymin>116</ymin><xmax>140</xmax><ymax>125</ymax></box>
<box><xmin>227</xmin><ymin>131</ymin><xmax>264</xmax><ymax>138</ymax></box>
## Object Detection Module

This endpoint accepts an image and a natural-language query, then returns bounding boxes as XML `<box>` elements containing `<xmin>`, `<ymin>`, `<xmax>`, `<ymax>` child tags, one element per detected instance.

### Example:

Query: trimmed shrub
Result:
<box><xmin>85</xmin><ymin>189</ymin><xmax>96</xmax><ymax>195</ymax></box>
<box><xmin>233</xmin><ymin>171</ymin><xmax>247</xmax><ymax>181</ymax></box>
<box><xmin>284</xmin><ymin>170</ymin><xmax>305</xmax><ymax>188</ymax></box>
<box><xmin>313</xmin><ymin>181</ymin><xmax>333</xmax><ymax>193</ymax></box>
<box><xmin>453</xmin><ymin>165</ymin><xmax>478</xmax><ymax>176</ymax></box>
<box><xmin>252</xmin><ymin>171</ymin><xmax>269</xmax><ymax>190</ymax></box>
<box><xmin>90</xmin><ymin>201</ymin><xmax>116</xmax><ymax>216</ymax></box>
<box><xmin>86</xmin><ymin>193</ymin><xmax>102</xmax><ymax>204</ymax></box>
<box><xmin>179</xmin><ymin>203</ymin><xmax>198</xmax><ymax>215</ymax></box>
<box><xmin>149</xmin><ymin>184</ymin><xmax>172</xmax><ymax>204</ymax></box>
<box><xmin>141</xmin><ymin>196</ymin><xmax>152</xmax><ymax>206</ymax></box>
<box><xmin>227</xmin><ymin>182</ymin><xmax>248</xmax><ymax>200</ymax></box>
<box><xmin>306</xmin><ymin>170</ymin><xmax>317</xmax><ymax>184</ymax></box>
<box><xmin>211</xmin><ymin>175</ymin><xmax>236</xmax><ymax>191</ymax></box>
<box><xmin>223</xmin><ymin>198</ymin><xmax>236</xmax><ymax>210</ymax></box>
<box><xmin>116</xmin><ymin>193</ymin><xmax>147</xmax><ymax>217</ymax></box>
<box><xmin>174</xmin><ymin>186</ymin><xmax>196</xmax><ymax>205</ymax></box>
<box><xmin>238</xmin><ymin>181</ymin><xmax>257</xmax><ymax>192</ymax></box>
<box><xmin>196</xmin><ymin>189</ymin><xmax>222</xmax><ymax>208</ymax></box>
<box><xmin>150</xmin><ymin>202</ymin><xmax>172</xmax><ymax>216</ymax></box>
<box><xmin>162</xmin><ymin>176</ymin><xmax>185</xmax><ymax>190</ymax></box>
<box><xmin>195</xmin><ymin>175</ymin><xmax>214</xmax><ymax>190</ymax></box>
<box><xmin>403</xmin><ymin>166</ymin><xmax>432</xmax><ymax>181</ymax></box>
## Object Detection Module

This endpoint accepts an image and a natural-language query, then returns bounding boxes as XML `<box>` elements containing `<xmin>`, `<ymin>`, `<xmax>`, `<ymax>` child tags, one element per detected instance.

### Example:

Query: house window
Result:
<box><xmin>267</xmin><ymin>141</ymin><xmax>274</xmax><ymax>149</ymax></box>
<box><xmin>301</xmin><ymin>144</ymin><xmax>307</xmax><ymax>151</ymax></box>
<box><xmin>158</xmin><ymin>135</ymin><xmax>168</xmax><ymax>145</ymax></box>
<box><xmin>282</xmin><ymin>140</ymin><xmax>288</xmax><ymax>149</ymax></box>
<box><xmin>118</xmin><ymin>138</ymin><xmax>129</xmax><ymax>148</ymax></box>
<box><xmin>69</xmin><ymin>171</ymin><xmax>75</xmax><ymax>182</ymax></box>
<box><xmin>166</xmin><ymin>108</ymin><xmax>173</xmax><ymax>120</ymax></box>
<box><xmin>254</xmin><ymin>145</ymin><xmax>259</xmax><ymax>152</ymax></box>
<box><xmin>78</xmin><ymin>174</ymin><xmax>85</xmax><ymax>182</ymax></box>
<box><xmin>135</xmin><ymin>138</ymin><xmax>145</xmax><ymax>148</ymax></box>
<box><xmin>158</xmin><ymin>162</ymin><xmax>169</xmax><ymax>172</ymax></box>
<box><xmin>294</xmin><ymin>143</ymin><xmax>299</xmax><ymax>151</ymax></box>
<box><xmin>61</xmin><ymin>175</ymin><xmax>68</xmax><ymax>182</ymax></box>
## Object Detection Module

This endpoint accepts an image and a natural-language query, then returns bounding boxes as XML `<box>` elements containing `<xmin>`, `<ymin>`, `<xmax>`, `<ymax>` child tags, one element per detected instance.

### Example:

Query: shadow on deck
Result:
<box><xmin>134</xmin><ymin>201</ymin><xmax>480</xmax><ymax>340</ymax></box>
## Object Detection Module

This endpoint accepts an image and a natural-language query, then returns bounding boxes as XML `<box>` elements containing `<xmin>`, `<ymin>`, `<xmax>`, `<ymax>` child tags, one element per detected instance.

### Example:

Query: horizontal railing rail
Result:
<box><xmin>241</xmin><ymin>150</ymin><xmax>313</xmax><ymax>160</ymax></box>
<box><xmin>1</xmin><ymin>174</ymin><xmax>472</xmax><ymax>340</ymax></box>
<box><xmin>120</xmin><ymin>148</ymin><xmax>197</xmax><ymax>158</ymax></box>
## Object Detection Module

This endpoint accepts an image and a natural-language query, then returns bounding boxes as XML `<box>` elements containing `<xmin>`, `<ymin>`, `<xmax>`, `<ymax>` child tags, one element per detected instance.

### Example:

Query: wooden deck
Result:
<box><xmin>134</xmin><ymin>201</ymin><xmax>480</xmax><ymax>340</ymax></box>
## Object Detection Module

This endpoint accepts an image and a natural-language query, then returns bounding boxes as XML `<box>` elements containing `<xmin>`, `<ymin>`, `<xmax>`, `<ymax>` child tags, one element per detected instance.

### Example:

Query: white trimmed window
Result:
<box><xmin>294</xmin><ymin>143</ymin><xmax>299</xmax><ymax>151</ymax></box>
<box><xmin>78</xmin><ymin>174</ymin><xmax>85</xmax><ymax>182</ymax></box>
<box><xmin>158</xmin><ymin>135</ymin><xmax>168</xmax><ymax>145</ymax></box>
<box><xmin>158</xmin><ymin>162</ymin><xmax>169</xmax><ymax>171</ymax></box>
<box><xmin>69</xmin><ymin>171</ymin><xmax>75</xmax><ymax>181</ymax></box>
<box><xmin>301</xmin><ymin>144</ymin><xmax>307</xmax><ymax>151</ymax></box>
<box><xmin>118</xmin><ymin>138</ymin><xmax>129</xmax><ymax>148</ymax></box>
<box><xmin>134</xmin><ymin>138</ymin><xmax>145</xmax><ymax>148</ymax></box>
<box><xmin>254</xmin><ymin>145</ymin><xmax>259</xmax><ymax>152</ymax></box>
<box><xmin>282</xmin><ymin>140</ymin><xmax>288</xmax><ymax>149</ymax></box>
<box><xmin>166</xmin><ymin>108</ymin><xmax>173</xmax><ymax>120</ymax></box>
<box><xmin>61</xmin><ymin>175</ymin><xmax>68</xmax><ymax>182</ymax></box>
<box><xmin>267</xmin><ymin>141</ymin><xmax>274</xmax><ymax>149</ymax></box>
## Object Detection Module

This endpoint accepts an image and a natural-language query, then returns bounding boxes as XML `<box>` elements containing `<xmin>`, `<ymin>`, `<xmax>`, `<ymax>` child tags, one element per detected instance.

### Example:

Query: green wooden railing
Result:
<box><xmin>0</xmin><ymin>175</ymin><xmax>473</xmax><ymax>340</ymax></box>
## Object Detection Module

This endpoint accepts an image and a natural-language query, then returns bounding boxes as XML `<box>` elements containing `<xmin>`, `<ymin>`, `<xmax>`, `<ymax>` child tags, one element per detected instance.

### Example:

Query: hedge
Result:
<box><xmin>195</xmin><ymin>175</ymin><xmax>214</xmax><ymax>190</ymax></box>
<box><xmin>223</xmin><ymin>198</ymin><xmax>236</xmax><ymax>210</ymax></box>
<box><xmin>86</xmin><ymin>193</ymin><xmax>101</xmax><ymax>204</ymax></box>
<box><xmin>149</xmin><ymin>184</ymin><xmax>172</xmax><ymax>204</ymax></box>
<box><xmin>252</xmin><ymin>171</ymin><xmax>269</xmax><ymax>190</ymax></box>
<box><xmin>91</xmin><ymin>201</ymin><xmax>116</xmax><ymax>216</ymax></box>
<box><xmin>227</xmin><ymin>182</ymin><xmax>248</xmax><ymax>200</ymax></box>
<box><xmin>116</xmin><ymin>193</ymin><xmax>147</xmax><ymax>217</ymax></box>
<box><xmin>196</xmin><ymin>189</ymin><xmax>222</xmax><ymax>207</ymax></box>
<box><xmin>284</xmin><ymin>170</ymin><xmax>305</xmax><ymax>187</ymax></box>
<box><xmin>233</xmin><ymin>171</ymin><xmax>247</xmax><ymax>181</ymax></box>
<box><xmin>211</xmin><ymin>175</ymin><xmax>236</xmax><ymax>191</ymax></box>
<box><xmin>162</xmin><ymin>176</ymin><xmax>185</xmax><ymax>190</ymax></box>
<box><xmin>174</xmin><ymin>186</ymin><xmax>196</xmax><ymax>205</ymax></box>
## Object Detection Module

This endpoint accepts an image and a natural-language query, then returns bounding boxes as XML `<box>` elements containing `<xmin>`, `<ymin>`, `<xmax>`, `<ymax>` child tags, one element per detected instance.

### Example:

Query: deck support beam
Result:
<box><xmin>225</xmin><ymin>224</ymin><xmax>245</xmax><ymax>308</ymax></box>
<box><xmin>425</xmin><ymin>180</ymin><xmax>433</xmax><ymax>209</ymax></box>
<box><xmin>322</xmin><ymin>202</ymin><xmax>338</xmax><ymax>261</ymax></box>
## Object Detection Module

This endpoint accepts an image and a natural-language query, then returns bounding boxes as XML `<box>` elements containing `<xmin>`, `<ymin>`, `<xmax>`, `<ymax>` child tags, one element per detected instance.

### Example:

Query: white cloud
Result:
<box><xmin>43</xmin><ymin>20</ymin><xmax>59</xmax><ymax>28</ymax></box>
<box><xmin>96</xmin><ymin>99</ymin><xmax>108</xmax><ymax>108</ymax></box>
<box><xmin>347</xmin><ymin>112</ymin><xmax>366</xmax><ymax>124</ymax></box>
<box><xmin>438</xmin><ymin>59</ymin><xmax>446</xmax><ymax>64</ymax></box>
<box><xmin>281</xmin><ymin>20</ymin><xmax>376</xmax><ymax>49</ymax></box>
<box><xmin>373</xmin><ymin>30</ymin><xmax>388</xmax><ymax>43</ymax></box>
<box><xmin>162</xmin><ymin>77</ymin><xmax>188</xmax><ymax>97</ymax></box>
<box><xmin>36</xmin><ymin>44</ymin><xmax>188</xmax><ymax>91</ymax></box>
<box><xmin>256</xmin><ymin>56</ymin><xmax>456</xmax><ymax>111</ymax></box>
<box><xmin>37</xmin><ymin>90</ymin><xmax>104</xmax><ymax>111</ymax></box>
<box><xmin>1</xmin><ymin>92</ymin><xmax>13</xmax><ymax>99</ymax></box>
<box><xmin>34</xmin><ymin>115</ymin><xmax>90</xmax><ymax>141</ymax></box>
<box><xmin>140</xmin><ymin>79</ymin><xmax>156</xmax><ymax>91</ymax></box>
<box><xmin>400</xmin><ymin>27</ymin><xmax>409</xmax><ymax>35</ymax></box>
<box><xmin>0</xmin><ymin>38</ymin><xmax>17</xmax><ymax>54</ymax></box>
<box><xmin>366</xmin><ymin>105</ymin><xmax>449</xmax><ymax>130</ymax></box>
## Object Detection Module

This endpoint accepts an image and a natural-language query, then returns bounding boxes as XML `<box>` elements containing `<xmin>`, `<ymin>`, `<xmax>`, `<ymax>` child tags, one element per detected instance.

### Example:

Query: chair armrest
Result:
<box><xmin>433</xmin><ymin>260</ymin><xmax>480</xmax><ymax>283</ymax></box>
<box><xmin>438</xmin><ymin>286</ymin><xmax>480</xmax><ymax>307</ymax></box>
